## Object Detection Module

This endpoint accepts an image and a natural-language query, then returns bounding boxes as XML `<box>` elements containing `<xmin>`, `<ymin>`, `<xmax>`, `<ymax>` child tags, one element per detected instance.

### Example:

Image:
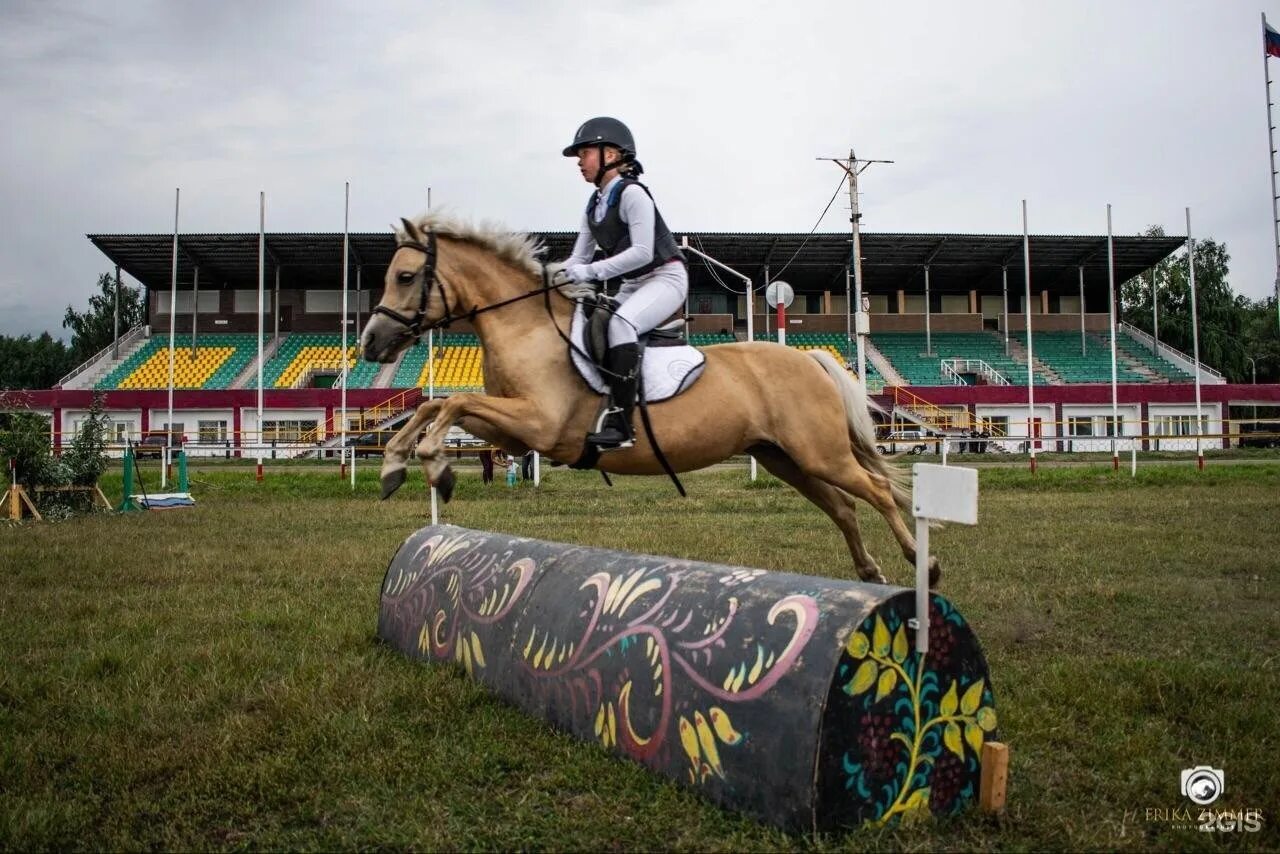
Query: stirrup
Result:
<box><xmin>588</xmin><ymin>407</ymin><xmax>634</xmax><ymax>451</ymax></box>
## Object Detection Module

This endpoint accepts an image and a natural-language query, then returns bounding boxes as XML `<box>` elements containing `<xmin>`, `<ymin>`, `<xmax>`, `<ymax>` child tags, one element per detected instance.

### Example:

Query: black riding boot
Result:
<box><xmin>587</xmin><ymin>343</ymin><xmax>639</xmax><ymax>450</ymax></box>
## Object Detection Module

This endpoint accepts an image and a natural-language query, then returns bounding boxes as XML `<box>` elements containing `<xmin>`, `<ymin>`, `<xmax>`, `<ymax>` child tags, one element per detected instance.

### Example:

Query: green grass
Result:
<box><xmin>2</xmin><ymin>462</ymin><xmax>1277</xmax><ymax>851</ymax></box>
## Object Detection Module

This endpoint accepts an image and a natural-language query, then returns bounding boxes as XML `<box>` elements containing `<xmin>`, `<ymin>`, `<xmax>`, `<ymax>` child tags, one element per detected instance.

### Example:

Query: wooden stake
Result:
<box><xmin>980</xmin><ymin>741</ymin><xmax>1009</xmax><ymax>813</ymax></box>
<box><xmin>7</xmin><ymin>484</ymin><xmax>42</xmax><ymax>521</ymax></box>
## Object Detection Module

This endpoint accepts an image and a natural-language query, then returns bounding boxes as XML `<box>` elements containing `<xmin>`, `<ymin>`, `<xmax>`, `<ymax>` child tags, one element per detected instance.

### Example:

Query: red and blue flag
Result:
<box><xmin>1266</xmin><ymin>20</ymin><xmax>1280</xmax><ymax>58</ymax></box>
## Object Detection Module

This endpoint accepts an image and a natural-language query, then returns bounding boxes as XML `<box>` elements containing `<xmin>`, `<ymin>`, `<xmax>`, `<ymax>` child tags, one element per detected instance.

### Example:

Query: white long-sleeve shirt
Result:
<box><xmin>563</xmin><ymin>175</ymin><xmax>658</xmax><ymax>281</ymax></box>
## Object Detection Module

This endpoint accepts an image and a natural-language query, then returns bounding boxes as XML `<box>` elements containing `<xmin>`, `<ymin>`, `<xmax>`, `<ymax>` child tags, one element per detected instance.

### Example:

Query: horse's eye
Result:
<box><xmin>397</xmin><ymin>271</ymin><xmax>415</xmax><ymax>284</ymax></box>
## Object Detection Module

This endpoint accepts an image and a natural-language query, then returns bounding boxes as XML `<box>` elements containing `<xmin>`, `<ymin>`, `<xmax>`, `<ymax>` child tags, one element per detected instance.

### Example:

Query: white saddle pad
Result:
<box><xmin>569</xmin><ymin>302</ymin><xmax>705</xmax><ymax>403</ymax></box>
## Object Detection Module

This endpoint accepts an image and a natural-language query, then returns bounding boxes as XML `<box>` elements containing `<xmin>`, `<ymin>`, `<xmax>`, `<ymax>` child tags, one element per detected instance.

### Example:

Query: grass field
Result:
<box><xmin>2</xmin><ymin>459</ymin><xmax>1277</xmax><ymax>851</ymax></box>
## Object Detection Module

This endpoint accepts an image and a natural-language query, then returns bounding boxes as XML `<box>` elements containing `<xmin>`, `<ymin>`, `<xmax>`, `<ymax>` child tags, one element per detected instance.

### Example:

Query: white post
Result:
<box><xmin>1002</xmin><ymin>265</ymin><xmax>1009</xmax><ymax>355</ymax></box>
<box><xmin>1022</xmin><ymin>201</ymin><xmax>1036</xmax><ymax>471</ymax></box>
<box><xmin>910</xmin><ymin>463</ymin><xmax>978</xmax><ymax>655</ymax></box>
<box><xmin>273</xmin><ymin>267</ymin><xmax>280</xmax><ymax>346</ymax></box>
<box><xmin>257</xmin><ymin>192</ymin><xmax>265</xmax><ymax>481</ymax></box>
<box><xmin>161</xmin><ymin>445</ymin><xmax>168</xmax><ymax>489</ymax></box>
<box><xmin>940</xmin><ymin>435</ymin><xmax>948</xmax><ymax>466</ymax></box>
<box><xmin>167</xmin><ymin>188</ymin><xmax>179</xmax><ymax>452</ymax></box>
<box><xmin>1078</xmin><ymin>265</ymin><xmax>1086</xmax><ymax>356</ymax></box>
<box><xmin>341</xmin><ymin>182</ymin><xmax>350</xmax><ymax>486</ymax></box>
<box><xmin>914</xmin><ymin>517</ymin><xmax>930</xmax><ymax>654</ymax></box>
<box><xmin>1151</xmin><ymin>267</ymin><xmax>1159</xmax><ymax>355</ymax></box>
<box><xmin>1107</xmin><ymin>205</ymin><xmax>1119</xmax><ymax>470</ymax></box>
<box><xmin>113</xmin><ymin>264</ymin><xmax>121</xmax><ymax>360</ymax></box>
<box><xmin>1131</xmin><ymin>442</ymin><xmax>1137</xmax><ymax>477</ymax></box>
<box><xmin>1265</xmin><ymin>13</ymin><xmax>1280</xmax><ymax>334</ymax></box>
<box><xmin>923</xmin><ymin>264</ymin><xmax>932</xmax><ymax>355</ymax></box>
<box><xmin>190</xmin><ymin>265</ymin><xmax>199</xmax><ymax>359</ymax></box>
<box><xmin>1187</xmin><ymin>207</ymin><xmax>1204</xmax><ymax>469</ymax></box>
<box><xmin>533</xmin><ymin>451</ymin><xmax>541</xmax><ymax>486</ymax></box>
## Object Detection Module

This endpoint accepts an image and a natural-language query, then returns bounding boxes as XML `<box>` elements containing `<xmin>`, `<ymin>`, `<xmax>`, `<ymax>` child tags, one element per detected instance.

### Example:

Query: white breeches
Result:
<box><xmin>608</xmin><ymin>262</ymin><xmax>689</xmax><ymax>346</ymax></box>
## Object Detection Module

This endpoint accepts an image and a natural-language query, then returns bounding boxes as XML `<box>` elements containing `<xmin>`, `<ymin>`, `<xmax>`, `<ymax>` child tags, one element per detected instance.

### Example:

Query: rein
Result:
<box><xmin>372</xmin><ymin>232</ymin><xmax>564</xmax><ymax>336</ymax></box>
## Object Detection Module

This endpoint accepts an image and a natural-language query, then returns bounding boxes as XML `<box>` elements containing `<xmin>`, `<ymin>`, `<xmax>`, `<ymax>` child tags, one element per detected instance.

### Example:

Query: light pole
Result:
<box><xmin>819</xmin><ymin>150</ymin><xmax>893</xmax><ymax>384</ymax></box>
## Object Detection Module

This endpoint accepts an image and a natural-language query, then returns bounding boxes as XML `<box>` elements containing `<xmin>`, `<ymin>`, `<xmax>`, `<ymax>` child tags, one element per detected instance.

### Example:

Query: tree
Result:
<box><xmin>62</xmin><ymin>272</ymin><xmax>145</xmax><ymax>366</ymax></box>
<box><xmin>0</xmin><ymin>333</ymin><xmax>72</xmax><ymax>389</ymax></box>
<box><xmin>1120</xmin><ymin>227</ymin><xmax>1249</xmax><ymax>382</ymax></box>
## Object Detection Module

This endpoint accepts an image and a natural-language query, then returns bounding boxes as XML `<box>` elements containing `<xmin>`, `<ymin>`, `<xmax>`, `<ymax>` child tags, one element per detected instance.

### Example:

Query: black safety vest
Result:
<box><xmin>585</xmin><ymin>178</ymin><xmax>685</xmax><ymax>279</ymax></box>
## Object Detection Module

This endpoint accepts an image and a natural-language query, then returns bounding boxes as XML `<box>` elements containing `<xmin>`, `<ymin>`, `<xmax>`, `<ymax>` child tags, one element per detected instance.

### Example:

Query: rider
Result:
<box><xmin>556</xmin><ymin>117</ymin><xmax>688</xmax><ymax>450</ymax></box>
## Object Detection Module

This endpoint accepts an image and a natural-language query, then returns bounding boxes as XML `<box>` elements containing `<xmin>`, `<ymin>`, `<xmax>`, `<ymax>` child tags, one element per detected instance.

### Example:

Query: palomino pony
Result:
<box><xmin>360</xmin><ymin>214</ymin><xmax>939</xmax><ymax>585</ymax></box>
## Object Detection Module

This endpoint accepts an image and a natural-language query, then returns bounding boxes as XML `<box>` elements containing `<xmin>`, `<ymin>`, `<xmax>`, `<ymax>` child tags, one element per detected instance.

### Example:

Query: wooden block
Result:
<box><xmin>979</xmin><ymin>741</ymin><xmax>1009</xmax><ymax>813</ymax></box>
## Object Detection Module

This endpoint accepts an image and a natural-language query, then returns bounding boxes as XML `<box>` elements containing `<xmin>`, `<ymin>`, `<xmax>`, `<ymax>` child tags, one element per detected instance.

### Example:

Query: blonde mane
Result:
<box><xmin>402</xmin><ymin>211</ymin><xmax>545</xmax><ymax>278</ymax></box>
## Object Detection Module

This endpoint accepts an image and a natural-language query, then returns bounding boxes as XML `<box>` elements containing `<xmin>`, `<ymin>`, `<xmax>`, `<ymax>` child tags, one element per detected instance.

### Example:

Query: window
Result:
<box><xmin>160</xmin><ymin>422</ymin><xmax>185</xmax><ymax>443</ymax></box>
<box><xmin>305</xmin><ymin>291</ymin><xmax>341</xmax><ymax>313</ymax></box>
<box><xmin>198</xmin><ymin>420</ymin><xmax>228</xmax><ymax>443</ymax></box>
<box><xmin>156</xmin><ymin>291</ymin><xmax>219</xmax><ymax>314</ymax></box>
<box><xmin>1068</xmin><ymin>417</ymin><xmax>1094</xmax><ymax>437</ymax></box>
<box><xmin>1101</xmin><ymin>416</ymin><xmax>1122</xmax><ymax>437</ymax></box>
<box><xmin>985</xmin><ymin>416</ymin><xmax>1009</xmax><ymax>437</ymax></box>
<box><xmin>233</xmin><ymin>290</ymin><xmax>274</xmax><ymax>313</ymax></box>
<box><xmin>805</xmin><ymin>294</ymin><xmax>824</xmax><ymax>313</ymax></box>
<box><xmin>1156</xmin><ymin>415</ymin><xmax>1207</xmax><ymax>437</ymax></box>
<box><xmin>261</xmin><ymin>419</ymin><xmax>318</xmax><ymax>442</ymax></box>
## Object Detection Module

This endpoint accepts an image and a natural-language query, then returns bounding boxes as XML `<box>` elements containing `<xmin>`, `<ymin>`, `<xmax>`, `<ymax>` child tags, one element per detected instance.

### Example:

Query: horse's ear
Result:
<box><xmin>400</xmin><ymin>217</ymin><xmax>422</xmax><ymax>243</ymax></box>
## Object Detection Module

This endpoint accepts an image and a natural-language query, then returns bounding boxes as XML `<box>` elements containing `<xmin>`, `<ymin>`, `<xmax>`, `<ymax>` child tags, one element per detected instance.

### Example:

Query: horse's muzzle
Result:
<box><xmin>360</xmin><ymin>320</ymin><xmax>408</xmax><ymax>364</ymax></box>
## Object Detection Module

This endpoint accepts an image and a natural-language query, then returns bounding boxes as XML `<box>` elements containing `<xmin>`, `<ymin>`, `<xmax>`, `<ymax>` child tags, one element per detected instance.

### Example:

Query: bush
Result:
<box><xmin>63</xmin><ymin>394</ymin><xmax>110</xmax><ymax>487</ymax></box>
<box><xmin>0</xmin><ymin>410</ymin><xmax>59</xmax><ymax>488</ymax></box>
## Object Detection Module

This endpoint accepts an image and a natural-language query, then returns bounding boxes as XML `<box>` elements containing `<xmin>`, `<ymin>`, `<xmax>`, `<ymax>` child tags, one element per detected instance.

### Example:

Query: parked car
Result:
<box><xmin>344</xmin><ymin>430</ymin><xmax>396</xmax><ymax>458</ymax></box>
<box><xmin>876</xmin><ymin>430</ymin><xmax>930</xmax><ymax>455</ymax></box>
<box><xmin>1239</xmin><ymin>422</ymin><xmax>1280</xmax><ymax>449</ymax></box>
<box><xmin>133</xmin><ymin>431</ymin><xmax>175</xmax><ymax>459</ymax></box>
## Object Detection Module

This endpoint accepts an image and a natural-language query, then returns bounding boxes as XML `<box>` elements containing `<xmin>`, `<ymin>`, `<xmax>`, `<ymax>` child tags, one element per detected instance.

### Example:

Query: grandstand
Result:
<box><xmin>260</xmin><ymin>333</ymin><xmax>381</xmax><ymax>389</ymax></box>
<box><xmin>96</xmin><ymin>333</ymin><xmax>258</xmax><ymax>390</ymax></box>
<box><xmin>17</xmin><ymin>226</ymin><xmax>1250</xmax><ymax>455</ymax></box>
<box><xmin>870</xmin><ymin>332</ymin><xmax>1050</xmax><ymax>386</ymax></box>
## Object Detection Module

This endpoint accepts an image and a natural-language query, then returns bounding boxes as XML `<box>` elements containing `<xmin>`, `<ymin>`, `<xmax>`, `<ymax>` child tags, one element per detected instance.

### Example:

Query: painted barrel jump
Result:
<box><xmin>377</xmin><ymin>525</ymin><xmax>997</xmax><ymax>831</ymax></box>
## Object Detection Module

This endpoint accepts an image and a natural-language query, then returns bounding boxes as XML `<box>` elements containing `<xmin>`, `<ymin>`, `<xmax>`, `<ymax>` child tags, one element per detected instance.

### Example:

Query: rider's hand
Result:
<box><xmin>551</xmin><ymin>267</ymin><xmax>576</xmax><ymax>288</ymax></box>
<box><xmin>565</xmin><ymin>263</ymin><xmax>594</xmax><ymax>284</ymax></box>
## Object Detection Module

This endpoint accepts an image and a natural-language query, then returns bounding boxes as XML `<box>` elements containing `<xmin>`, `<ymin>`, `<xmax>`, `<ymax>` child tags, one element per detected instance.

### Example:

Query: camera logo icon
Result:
<box><xmin>1181</xmin><ymin>766</ymin><xmax>1224</xmax><ymax>805</ymax></box>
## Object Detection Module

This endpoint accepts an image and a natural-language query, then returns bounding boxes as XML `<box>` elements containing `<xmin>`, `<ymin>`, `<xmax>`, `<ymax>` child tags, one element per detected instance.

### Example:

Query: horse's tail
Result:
<box><xmin>807</xmin><ymin>350</ymin><xmax>911</xmax><ymax>514</ymax></box>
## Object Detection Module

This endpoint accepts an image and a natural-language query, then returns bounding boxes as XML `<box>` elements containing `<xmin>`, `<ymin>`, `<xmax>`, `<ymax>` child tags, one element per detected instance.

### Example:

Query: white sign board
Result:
<box><xmin>765</xmin><ymin>281</ymin><xmax>794</xmax><ymax>308</ymax></box>
<box><xmin>912</xmin><ymin>463</ymin><xmax>978</xmax><ymax>525</ymax></box>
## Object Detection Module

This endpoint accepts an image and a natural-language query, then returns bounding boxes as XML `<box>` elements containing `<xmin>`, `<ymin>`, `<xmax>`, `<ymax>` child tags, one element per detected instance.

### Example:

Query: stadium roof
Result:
<box><xmin>88</xmin><ymin>231</ymin><xmax>1185</xmax><ymax>296</ymax></box>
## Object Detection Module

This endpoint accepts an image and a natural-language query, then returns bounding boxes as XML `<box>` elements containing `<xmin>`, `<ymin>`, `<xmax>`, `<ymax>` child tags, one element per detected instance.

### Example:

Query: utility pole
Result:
<box><xmin>819</xmin><ymin>150</ymin><xmax>893</xmax><ymax>384</ymax></box>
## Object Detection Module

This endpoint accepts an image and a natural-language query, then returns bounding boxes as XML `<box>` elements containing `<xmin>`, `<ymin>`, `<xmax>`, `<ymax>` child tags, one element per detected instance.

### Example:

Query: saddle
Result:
<box><xmin>567</xmin><ymin>295</ymin><xmax>705</xmax><ymax>406</ymax></box>
<box><xmin>583</xmin><ymin>294</ymin><xmax>686</xmax><ymax>367</ymax></box>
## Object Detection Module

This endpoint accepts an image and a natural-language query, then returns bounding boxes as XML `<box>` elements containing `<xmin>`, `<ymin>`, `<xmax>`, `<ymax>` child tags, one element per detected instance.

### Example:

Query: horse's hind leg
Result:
<box><xmin>782</xmin><ymin>439</ymin><xmax>940</xmax><ymax>585</ymax></box>
<box><xmin>752</xmin><ymin>445</ymin><xmax>887</xmax><ymax>584</ymax></box>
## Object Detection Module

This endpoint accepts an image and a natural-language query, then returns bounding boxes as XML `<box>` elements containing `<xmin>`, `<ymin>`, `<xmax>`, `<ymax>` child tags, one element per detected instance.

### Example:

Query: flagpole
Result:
<box><xmin>1106</xmin><ymin>204</ymin><xmax>1119</xmax><ymax>471</ymax></box>
<box><xmin>1187</xmin><ymin>208</ymin><xmax>1204</xmax><ymax>471</ymax></box>
<box><xmin>257</xmin><ymin>192</ymin><xmax>265</xmax><ymax>483</ymax></box>
<box><xmin>1022</xmin><ymin>200</ymin><xmax>1036</xmax><ymax>472</ymax></box>
<box><xmin>341</xmin><ymin>182</ymin><xmax>350</xmax><ymax>485</ymax></box>
<box><xmin>1266</xmin><ymin>13</ymin><xmax>1280</xmax><ymax>333</ymax></box>
<box><xmin>167</xmin><ymin>189</ymin><xmax>179</xmax><ymax>460</ymax></box>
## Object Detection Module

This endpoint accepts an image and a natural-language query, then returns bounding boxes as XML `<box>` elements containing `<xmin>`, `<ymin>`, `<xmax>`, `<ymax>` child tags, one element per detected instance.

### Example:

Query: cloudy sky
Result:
<box><xmin>2</xmin><ymin>0</ymin><xmax>1278</xmax><ymax>337</ymax></box>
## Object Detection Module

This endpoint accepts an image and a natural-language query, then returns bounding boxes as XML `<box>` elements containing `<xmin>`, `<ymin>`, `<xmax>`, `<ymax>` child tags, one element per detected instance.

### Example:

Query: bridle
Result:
<box><xmin>371</xmin><ymin>229</ymin><xmax>565</xmax><ymax>338</ymax></box>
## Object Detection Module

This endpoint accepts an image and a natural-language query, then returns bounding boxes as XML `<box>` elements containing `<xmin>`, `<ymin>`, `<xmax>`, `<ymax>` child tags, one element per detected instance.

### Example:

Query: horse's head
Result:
<box><xmin>362</xmin><ymin>217</ymin><xmax>447</xmax><ymax>363</ymax></box>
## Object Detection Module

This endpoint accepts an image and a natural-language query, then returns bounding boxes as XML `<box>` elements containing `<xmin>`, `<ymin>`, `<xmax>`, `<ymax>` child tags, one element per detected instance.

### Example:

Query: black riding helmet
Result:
<box><xmin>562</xmin><ymin>117</ymin><xmax>635</xmax><ymax>157</ymax></box>
<box><xmin>563</xmin><ymin>117</ymin><xmax>642</xmax><ymax>184</ymax></box>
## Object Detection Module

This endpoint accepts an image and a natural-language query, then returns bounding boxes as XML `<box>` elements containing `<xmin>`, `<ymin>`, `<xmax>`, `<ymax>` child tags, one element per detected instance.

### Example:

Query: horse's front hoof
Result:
<box><xmin>928</xmin><ymin>556</ymin><xmax>942</xmax><ymax>588</ymax></box>
<box><xmin>380</xmin><ymin>466</ymin><xmax>407</xmax><ymax>500</ymax></box>
<box><xmin>434</xmin><ymin>466</ymin><xmax>456</xmax><ymax>503</ymax></box>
